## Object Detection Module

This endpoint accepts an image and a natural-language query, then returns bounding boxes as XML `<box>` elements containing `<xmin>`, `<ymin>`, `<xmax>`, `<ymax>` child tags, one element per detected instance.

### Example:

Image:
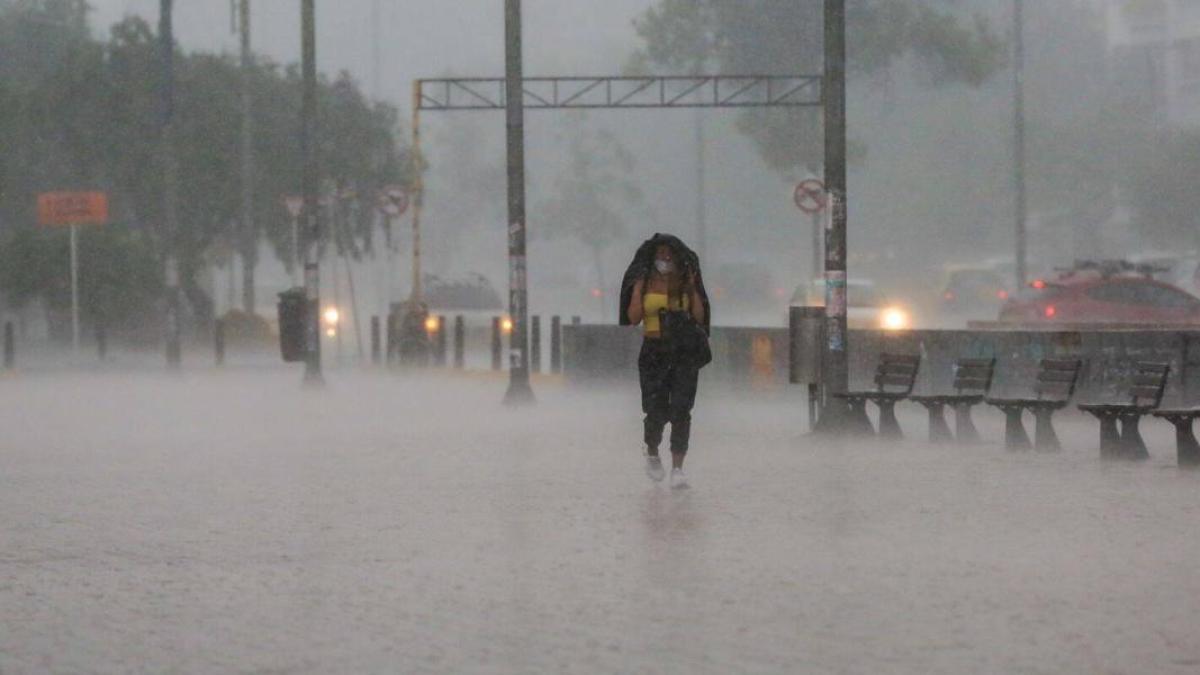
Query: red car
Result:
<box><xmin>998</xmin><ymin>266</ymin><xmax>1200</xmax><ymax>325</ymax></box>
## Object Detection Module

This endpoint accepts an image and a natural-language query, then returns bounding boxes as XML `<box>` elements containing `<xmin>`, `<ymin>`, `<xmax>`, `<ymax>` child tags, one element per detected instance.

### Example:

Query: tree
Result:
<box><xmin>539</xmin><ymin>114</ymin><xmax>647</xmax><ymax>297</ymax></box>
<box><xmin>632</xmin><ymin>0</ymin><xmax>1003</xmax><ymax>175</ymax></box>
<box><xmin>0</xmin><ymin>4</ymin><xmax>411</xmax><ymax>335</ymax></box>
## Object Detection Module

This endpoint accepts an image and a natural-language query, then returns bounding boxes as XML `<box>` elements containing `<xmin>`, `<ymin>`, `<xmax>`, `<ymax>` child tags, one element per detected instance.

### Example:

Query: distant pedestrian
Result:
<box><xmin>619</xmin><ymin>234</ymin><xmax>711</xmax><ymax>489</ymax></box>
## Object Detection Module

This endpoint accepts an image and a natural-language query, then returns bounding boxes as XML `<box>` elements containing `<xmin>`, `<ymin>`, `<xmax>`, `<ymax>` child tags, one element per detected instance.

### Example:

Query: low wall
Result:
<box><xmin>562</xmin><ymin>325</ymin><xmax>1200</xmax><ymax>404</ymax></box>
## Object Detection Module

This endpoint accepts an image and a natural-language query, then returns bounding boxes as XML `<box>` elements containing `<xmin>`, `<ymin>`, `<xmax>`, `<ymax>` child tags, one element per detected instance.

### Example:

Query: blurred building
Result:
<box><xmin>1106</xmin><ymin>0</ymin><xmax>1200</xmax><ymax>128</ymax></box>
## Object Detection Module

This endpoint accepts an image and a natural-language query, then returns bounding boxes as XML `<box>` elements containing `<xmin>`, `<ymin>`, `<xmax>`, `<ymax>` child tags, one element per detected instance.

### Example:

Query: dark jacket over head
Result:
<box><xmin>618</xmin><ymin>233</ymin><xmax>711</xmax><ymax>334</ymax></box>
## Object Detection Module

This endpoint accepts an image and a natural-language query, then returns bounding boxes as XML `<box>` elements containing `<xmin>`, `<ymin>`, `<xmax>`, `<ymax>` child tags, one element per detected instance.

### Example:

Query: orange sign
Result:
<box><xmin>37</xmin><ymin>192</ymin><xmax>109</xmax><ymax>226</ymax></box>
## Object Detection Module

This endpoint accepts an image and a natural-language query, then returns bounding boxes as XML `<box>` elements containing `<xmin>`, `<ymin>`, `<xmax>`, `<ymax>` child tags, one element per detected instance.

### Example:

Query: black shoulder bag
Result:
<box><xmin>659</xmin><ymin>309</ymin><xmax>712</xmax><ymax>368</ymax></box>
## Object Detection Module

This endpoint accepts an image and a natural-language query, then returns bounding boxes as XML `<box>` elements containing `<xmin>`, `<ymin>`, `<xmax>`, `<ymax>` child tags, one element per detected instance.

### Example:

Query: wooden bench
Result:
<box><xmin>910</xmin><ymin>358</ymin><xmax>995</xmax><ymax>444</ymax></box>
<box><xmin>1078</xmin><ymin>362</ymin><xmax>1169</xmax><ymax>461</ymax></box>
<box><xmin>833</xmin><ymin>353</ymin><xmax>920</xmax><ymax>438</ymax></box>
<box><xmin>1151</xmin><ymin>408</ymin><xmax>1200</xmax><ymax>467</ymax></box>
<box><xmin>986</xmin><ymin>359</ymin><xmax>1083</xmax><ymax>451</ymax></box>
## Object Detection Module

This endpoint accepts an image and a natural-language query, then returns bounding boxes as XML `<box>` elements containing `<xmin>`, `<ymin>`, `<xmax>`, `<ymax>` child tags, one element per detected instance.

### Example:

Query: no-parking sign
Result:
<box><xmin>794</xmin><ymin>179</ymin><xmax>826</xmax><ymax>215</ymax></box>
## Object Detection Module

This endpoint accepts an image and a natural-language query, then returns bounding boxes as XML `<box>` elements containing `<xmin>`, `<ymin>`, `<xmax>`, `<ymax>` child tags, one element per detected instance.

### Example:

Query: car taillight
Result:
<box><xmin>997</xmin><ymin>290</ymin><xmax>1009</xmax><ymax>300</ymax></box>
<box><xmin>1031</xmin><ymin>279</ymin><xmax>1046</xmax><ymax>289</ymax></box>
<box><xmin>1044</xmin><ymin>305</ymin><xmax>1056</xmax><ymax>318</ymax></box>
<box><xmin>944</xmin><ymin>291</ymin><xmax>956</xmax><ymax>301</ymax></box>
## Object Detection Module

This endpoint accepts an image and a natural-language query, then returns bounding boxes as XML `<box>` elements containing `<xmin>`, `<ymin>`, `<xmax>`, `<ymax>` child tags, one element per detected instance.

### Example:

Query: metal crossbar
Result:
<box><xmin>417</xmin><ymin>75</ymin><xmax>822</xmax><ymax>111</ymax></box>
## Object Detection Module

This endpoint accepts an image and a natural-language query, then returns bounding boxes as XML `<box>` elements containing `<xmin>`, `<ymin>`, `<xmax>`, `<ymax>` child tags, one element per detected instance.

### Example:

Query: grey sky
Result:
<box><xmin>85</xmin><ymin>1</ymin><xmax>659</xmax><ymax>106</ymax></box>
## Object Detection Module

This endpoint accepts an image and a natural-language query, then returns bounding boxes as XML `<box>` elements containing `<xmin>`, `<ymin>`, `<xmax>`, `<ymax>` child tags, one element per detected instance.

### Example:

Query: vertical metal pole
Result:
<box><xmin>370</xmin><ymin>315</ymin><xmax>381</xmax><ymax>365</ymax></box>
<box><xmin>435</xmin><ymin>315</ymin><xmax>447</xmax><ymax>367</ymax></box>
<box><xmin>69</xmin><ymin>224</ymin><xmax>79</xmax><ymax>357</ymax></box>
<box><xmin>4</xmin><ymin>321</ymin><xmax>14</xmax><ymax>369</ymax></box>
<box><xmin>161</xmin><ymin>0</ymin><xmax>182</xmax><ymax>370</ymax></box>
<box><xmin>503</xmin><ymin>0</ymin><xmax>534</xmax><ymax>404</ymax></box>
<box><xmin>817</xmin><ymin>0</ymin><xmax>850</xmax><ymax>430</ymax></box>
<box><xmin>410</xmin><ymin>83</ymin><xmax>424</xmax><ymax>303</ymax></box>
<box><xmin>810</xmin><ymin>211</ymin><xmax>821</xmax><ymax>283</ymax></box>
<box><xmin>694</xmin><ymin>109</ymin><xmax>707</xmax><ymax>263</ymax></box>
<box><xmin>453</xmin><ymin>315</ymin><xmax>464</xmax><ymax>369</ymax></box>
<box><xmin>371</xmin><ymin>0</ymin><xmax>381</xmax><ymax>98</ymax></box>
<box><xmin>214</xmin><ymin>318</ymin><xmax>226</xmax><ymax>366</ymax></box>
<box><xmin>530</xmin><ymin>314</ymin><xmax>541</xmax><ymax>374</ymax></box>
<box><xmin>550</xmin><ymin>315</ymin><xmax>561</xmax><ymax>374</ymax></box>
<box><xmin>491</xmin><ymin>316</ymin><xmax>502</xmax><ymax>371</ymax></box>
<box><xmin>239</xmin><ymin>0</ymin><xmax>256</xmax><ymax>315</ymax></box>
<box><xmin>1013</xmin><ymin>0</ymin><xmax>1028</xmax><ymax>290</ymax></box>
<box><xmin>301</xmin><ymin>0</ymin><xmax>322</xmax><ymax>384</ymax></box>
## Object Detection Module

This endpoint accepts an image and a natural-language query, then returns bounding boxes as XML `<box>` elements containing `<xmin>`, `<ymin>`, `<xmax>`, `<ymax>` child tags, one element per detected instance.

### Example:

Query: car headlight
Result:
<box><xmin>880</xmin><ymin>307</ymin><xmax>910</xmax><ymax>331</ymax></box>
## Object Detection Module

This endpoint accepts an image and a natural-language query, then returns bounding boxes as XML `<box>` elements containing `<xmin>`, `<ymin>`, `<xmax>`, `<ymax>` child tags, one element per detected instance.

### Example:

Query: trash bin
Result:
<box><xmin>790</xmin><ymin>306</ymin><xmax>825</xmax><ymax>385</ymax></box>
<box><xmin>277</xmin><ymin>287</ymin><xmax>308</xmax><ymax>363</ymax></box>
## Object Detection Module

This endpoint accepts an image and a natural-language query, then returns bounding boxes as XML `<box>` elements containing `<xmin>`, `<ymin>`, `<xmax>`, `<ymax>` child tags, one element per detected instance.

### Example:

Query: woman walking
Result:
<box><xmin>620</xmin><ymin>234</ymin><xmax>711</xmax><ymax>489</ymax></box>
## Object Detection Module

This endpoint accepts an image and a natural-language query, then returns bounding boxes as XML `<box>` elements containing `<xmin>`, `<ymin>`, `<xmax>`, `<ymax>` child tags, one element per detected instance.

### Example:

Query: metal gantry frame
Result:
<box><xmin>407</xmin><ymin>73</ymin><xmax>824</xmax><ymax>404</ymax></box>
<box><xmin>415</xmin><ymin>75</ymin><xmax>822</xmax><ymax>111</ymax></box>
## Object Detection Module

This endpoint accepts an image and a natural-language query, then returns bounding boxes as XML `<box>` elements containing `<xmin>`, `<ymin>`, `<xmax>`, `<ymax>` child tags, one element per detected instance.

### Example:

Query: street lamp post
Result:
<box><xmin>503</xmin><ymin>0</ymin><xmax>534</xmax><ymax>405</ymax></box>
<box><xmin>1013</xmin><ymin>0</ymin><xmax>1028</xmax><ymax>291</ymax></box>
<box><xmin>301</xmin><ymin>0</ymin><xmax>323</xmax><ymax>384</ymax></box>
<box><xmin>160</xmin><ymin>0</ymin><xmax>182</xmax><ymax>370</ymax></box>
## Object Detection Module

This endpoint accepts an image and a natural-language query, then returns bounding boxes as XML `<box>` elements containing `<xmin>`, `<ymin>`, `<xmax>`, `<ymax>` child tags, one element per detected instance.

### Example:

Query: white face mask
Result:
<box><xmin>655</xmin><ymin>260</ymin><xmax>674</xmax><ymax>274</ymax></box>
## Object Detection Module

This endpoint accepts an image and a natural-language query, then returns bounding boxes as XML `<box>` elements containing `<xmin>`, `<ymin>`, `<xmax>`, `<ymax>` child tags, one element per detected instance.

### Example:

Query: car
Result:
<box><xmin>939</xmin><ymin>266</ymin><xmax>1011</xmax><ymax>314</ymax></box>
<box><xmin>997</xmin><ymin>260</ymin><xmax>1200</xmax><ymax>325</ymax></box>
<box><xmin>790</xmin><ymin>278</ymin><xmax>912</xmax><ymax>331</ymax></box>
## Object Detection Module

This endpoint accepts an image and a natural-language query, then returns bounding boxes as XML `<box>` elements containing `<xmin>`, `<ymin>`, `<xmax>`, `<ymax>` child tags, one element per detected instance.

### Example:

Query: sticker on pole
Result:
<box><xmin>37</xmin><ymin>192</ymin><xmax>108</xmax><ymax>226</ymax></box>
<box><xmin>378</xmin><ymin>186</ymin><xmax>409</xmax><ymax>217</ymax></box>
<box><xmin>793</xmin><ymin>179</ymin><xmax>826</xmax><ymax>215</ymax></box>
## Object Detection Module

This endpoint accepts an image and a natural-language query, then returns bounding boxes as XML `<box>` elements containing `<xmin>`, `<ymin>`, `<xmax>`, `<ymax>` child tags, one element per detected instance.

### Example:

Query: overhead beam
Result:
<box><xmin>417</xmin><ymin>75</ymin><xmax>822</xmax><ymax>111</ymax></box>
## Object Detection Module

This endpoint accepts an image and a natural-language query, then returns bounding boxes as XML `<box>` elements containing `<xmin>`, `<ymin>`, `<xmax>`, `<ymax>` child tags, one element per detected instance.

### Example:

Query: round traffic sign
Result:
<box><xmin>378</xmin><ymin>186</ymin><xmax>409</xmax><ymax>217</ymax></box>
<box><xmin>794</xmin><ymin>179</ymin><xmax>826</xmax><ymax>215</ymax></box>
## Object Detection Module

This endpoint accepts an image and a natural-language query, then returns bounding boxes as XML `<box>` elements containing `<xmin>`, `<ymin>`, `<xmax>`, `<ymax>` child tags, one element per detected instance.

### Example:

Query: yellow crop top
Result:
<box><xmin>642</xmin><ymin>292</ymin><xmax>690</xmax><ymax>335</ymax></box>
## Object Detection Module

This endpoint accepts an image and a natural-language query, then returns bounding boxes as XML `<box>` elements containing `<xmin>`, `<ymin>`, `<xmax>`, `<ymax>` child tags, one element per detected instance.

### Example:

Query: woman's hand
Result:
<box><xmin>628</xmin><ymin>278</ymin><xmax>645</xmax><ymax>324</ymax></box>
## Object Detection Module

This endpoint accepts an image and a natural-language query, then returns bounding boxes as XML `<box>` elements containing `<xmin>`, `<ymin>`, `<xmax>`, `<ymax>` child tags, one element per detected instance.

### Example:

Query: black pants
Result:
<box><xmin>639</xmin><ymin>339</ymin><xmax>700</xmax><ymax>454</ymax></box>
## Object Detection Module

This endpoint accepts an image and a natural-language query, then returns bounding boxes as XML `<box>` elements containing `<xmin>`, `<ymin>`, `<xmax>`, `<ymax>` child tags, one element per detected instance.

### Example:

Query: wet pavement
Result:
<box><xmin>2</xmin><ymin>369</ymin><xmax>1199</xmax><ymax>674</ymax></box>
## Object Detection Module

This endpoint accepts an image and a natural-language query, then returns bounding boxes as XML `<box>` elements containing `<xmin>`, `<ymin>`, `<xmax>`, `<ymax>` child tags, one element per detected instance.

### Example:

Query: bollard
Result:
<box><xmin>453</xmin><ymin>315</ymin><xmax>465</xmax><ymax>369</ymax></box>
<box><xmin>530</xmin><ymin>315</ymin><xmax>541</xmax><ymax>374</ymax></box>
<box><xmin>435</xmin><ymin>315</ymin><xmax>447</xmax><ymax>367</ymax></box>
<box><xmin>3</xmin><ymin>321</ymin><xmax>13</xmax><ymax>370</ymax></box>
<box><xmin>491</xmin><ymin>316</ymin><xmax>502</xmax><ymax>371</ymax></box>
<box><xmin>385</xmin><ymin>313</ymin><xmax>397</xmax><ymax>364</ymax></box>
<box><xmin>214</xmin><ymin>318</ymin><xmax>225</xmax><ymax>367</ymax></box>
<box><xmin>550</xmin><ymin>315</ymin><xmax>562</xmax><ymax>374</ymax></box>
<box><xmin>95</xmin><ymin>323</ymin><xmax>108</xmax><ymax>362</ymax></box>
<box><xmin>370</xmin><ymin>316</ymin><xmax>381</xmax><ymax>365</ymax></box>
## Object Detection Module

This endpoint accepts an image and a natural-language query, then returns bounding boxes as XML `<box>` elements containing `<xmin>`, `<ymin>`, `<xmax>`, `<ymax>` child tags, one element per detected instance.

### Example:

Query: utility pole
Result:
<box><xmin>816</xmin><ymin>0</ymin><xmax>850</xmax><ymax>431</ymax></box>
<box><xmin>160</xmin><ymin>0</ymin><xmax>182</xmax><ymax>370</ymax></box>
<box><xmin>694</xmin><ymin>109</ymin><xmax>707</xmax><ymax>263</ymax></box>
<box><xmin>238</xmin><ymin>0</ymin><xmax>256</xmax><ymax>315</ymax></box>
<box><xmin>301</xmin><ymin>0</ymin><xmax>323</xmax><ymax>384</ymax></box>
<box><xmin>503</xmin><ymin>0</ymin><xmax>534</xmax><ymax>404</ymax></box>
<box><xmin>1013</xmin><ymin>0</ymin><xmax>1028</xmax><ymax>290</ymax></box>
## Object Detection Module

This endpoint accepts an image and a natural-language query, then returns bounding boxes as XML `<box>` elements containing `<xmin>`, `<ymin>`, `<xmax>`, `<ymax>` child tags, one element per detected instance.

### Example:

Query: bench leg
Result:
<box><xmin>1033</xmin><ymin>408</ymin><xmax>1061</xmax><ymax>452</ymax></box>
<box><xmin>1169</xmin><ymin>418</ymin><xmax>1200</xmax><ymax>467</ymax></box>
<box><xmin>1097</xmin><ymin>414</ymin><xmax>1122</xmax><ymax>461</ymax></box>
<box><xmin>846</xmin><ymin>399</ymin><xmax>875</xmax><ymax>436</ymax></box>
<box><xmin>877</xmin><ymin>400</ymin><xmax>903</xmax><ymax>440</ymax></box>
<box><xmin>954</xmin><ymin>403</ymin><xmax>980</xmax><ymax>444</ymax></box>
<box><xmin>1117</xmin><ymin>414</ymin><xmax>1149</xmax><ymax>461</ymax></box>
<box><xmin>925</xmin><ymin>403</ymin><xmax>952</xmax><ymax>444</ymax></box>
<box><xmin>1002</xmin><ymin>407</ymin><xmax>1031</xmax><ymax>450</ymax></box>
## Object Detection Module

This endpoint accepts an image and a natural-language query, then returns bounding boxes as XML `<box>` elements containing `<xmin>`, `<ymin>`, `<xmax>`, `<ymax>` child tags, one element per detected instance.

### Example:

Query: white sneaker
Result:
<box><xmin>669</xmin><ymin>468</ymin><xmax>689</xmax><ymax>490</ymax></box>
<box><xmin>644</xmin><ymin>455</ymin><xmax>665</xmax><ymax>482</ymax></box>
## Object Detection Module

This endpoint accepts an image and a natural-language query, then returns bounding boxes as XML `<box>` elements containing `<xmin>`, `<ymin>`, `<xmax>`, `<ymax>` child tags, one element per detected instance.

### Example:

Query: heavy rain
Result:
<box><xmin>2</xmin><ymin>1</ymin><xmax>1200</xmax><ymax>673</ymax></box>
